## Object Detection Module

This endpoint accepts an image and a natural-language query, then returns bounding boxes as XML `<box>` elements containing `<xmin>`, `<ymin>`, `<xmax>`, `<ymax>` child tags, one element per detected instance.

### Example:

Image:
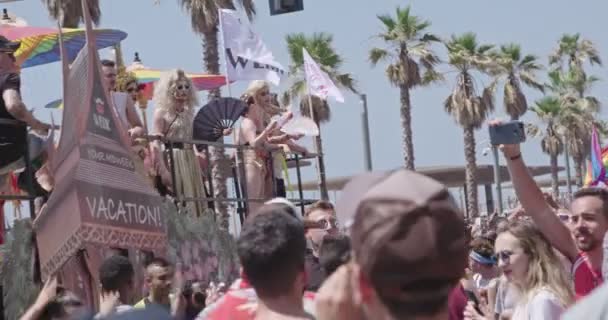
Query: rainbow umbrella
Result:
<box><xmin>1</xmin><ymin>25</ymin><xmax>127</xmax><ymax>68</ymax></box>
<box><xmin>131</xmin><ymin>69</ymin><xmax>228</xmax><ymax>99</ymax></box>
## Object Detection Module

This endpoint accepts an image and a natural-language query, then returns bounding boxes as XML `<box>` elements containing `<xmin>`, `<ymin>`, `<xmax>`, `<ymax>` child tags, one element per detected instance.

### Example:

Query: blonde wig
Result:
<box><xmin>153</xmin><ymin>69</ymin><xmax>199</xmax><ymax>118</ymax></box>
<box><xmin>501</xmin><ymin>220</ymin><xmax>574</xmax><ymax>307</ymax></box>
<box><xmin>243</xmin><ymin>80</ymin><xmax>283</xmax><ymax>122</ymax></box>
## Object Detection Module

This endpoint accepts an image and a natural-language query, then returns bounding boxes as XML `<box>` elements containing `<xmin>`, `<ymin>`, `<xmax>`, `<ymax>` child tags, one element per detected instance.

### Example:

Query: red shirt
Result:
<box><xmin>448</xmin><ymin>285</ymin><xmax>467</xmax><ymax>320</ymax></box>
<box><xmin>572</xmin><ymin>252</ymin><xmax>603</xmax><ymax>299</ymax></box>
<box><xmin>198</xmin><ymin>278</ymin><xmax>316</xmax><ymax>320</ymax></box>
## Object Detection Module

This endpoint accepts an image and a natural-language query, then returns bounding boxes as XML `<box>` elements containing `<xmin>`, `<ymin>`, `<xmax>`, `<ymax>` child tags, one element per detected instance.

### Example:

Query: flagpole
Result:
<box><xmin>218</xmin><ymin>9</ymin><xmax>233</xmax><ymax>98</ymax></box>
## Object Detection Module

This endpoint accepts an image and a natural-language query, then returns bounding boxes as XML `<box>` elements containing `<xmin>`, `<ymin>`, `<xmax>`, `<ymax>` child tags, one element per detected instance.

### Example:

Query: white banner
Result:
<box><xmin>219</xmin><ymin>9</ymin><xmax>286</xmax><ymax>85</ymax></box>
<box><xmin>303</xmin><ymin>48</ymin><xmax>344</xmax><ymax>103</ymax></box>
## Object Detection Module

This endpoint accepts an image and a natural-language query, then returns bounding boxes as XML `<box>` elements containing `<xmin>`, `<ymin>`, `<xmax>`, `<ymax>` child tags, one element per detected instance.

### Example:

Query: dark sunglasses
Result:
<box><xmin>177</xmin><ymin>85</ymin><xmax>190</xmax><ymax>90</ymax></box>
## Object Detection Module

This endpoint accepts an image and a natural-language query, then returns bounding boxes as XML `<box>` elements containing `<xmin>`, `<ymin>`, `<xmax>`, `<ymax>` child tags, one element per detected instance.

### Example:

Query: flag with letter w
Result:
<box><xmin>219</xmin><ymin>9</ymin><xmax>286</xmax><ymax>85</ymax></box>
<box><xmin>302</xmin><ymin>48</ymin><xmax>344</xmax><ymax>103</ymax></box>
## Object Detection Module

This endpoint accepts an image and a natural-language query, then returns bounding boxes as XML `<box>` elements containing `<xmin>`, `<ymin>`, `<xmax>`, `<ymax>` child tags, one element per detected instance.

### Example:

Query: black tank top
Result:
<box><xmin>0</xmin><ymin>72</ymin><xmax>20</xmax><ymax>120</ymax></box>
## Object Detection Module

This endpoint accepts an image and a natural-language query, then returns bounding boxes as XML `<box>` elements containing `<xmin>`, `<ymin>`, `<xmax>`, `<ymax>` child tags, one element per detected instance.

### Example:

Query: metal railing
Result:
<box><xmin>0</xmin><ymin>118</ymin><xmax>37</xmax><ymax>219</ymax></box>
<box><xmin>149</xmin><ymin>135</ymin><xmax>320</xmax><ymax>221</ymax></box>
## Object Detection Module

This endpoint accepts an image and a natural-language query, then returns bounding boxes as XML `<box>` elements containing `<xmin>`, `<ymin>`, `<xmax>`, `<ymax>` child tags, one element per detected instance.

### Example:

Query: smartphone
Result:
<box><xmin>489</xmin><ymin>121</ymin><xmax>526</xmax><ymax>145</ymax></box>
<box><xmin>464</xmin><ymin>290</ymin><xmax>484</xmax><ymax>315</ymax></box>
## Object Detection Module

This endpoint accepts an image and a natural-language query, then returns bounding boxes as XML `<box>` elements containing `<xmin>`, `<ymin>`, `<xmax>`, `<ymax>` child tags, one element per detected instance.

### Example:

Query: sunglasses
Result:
<box><xmin>177</xmin><ymin>85</ymin><xmax>190</xmax><ymax>90</ymax></box>
<box><xmin>315</xmin><ymin>218</ymin><xmax>338</xmax><ymax>231</ymax></box>
<box><xmin>259</xmin><ymin>91</ymin><xmax>269</xmax><ymax>96</ymax></box>
<box><xmin>126</xmin><ymin>87</ymin><xmax>139</xmax><ymax>93</ymax></box>
<box><xmin>558</xmin><ymin>214</ymin><xmax>572</xmax><ymax>222</ymax></box>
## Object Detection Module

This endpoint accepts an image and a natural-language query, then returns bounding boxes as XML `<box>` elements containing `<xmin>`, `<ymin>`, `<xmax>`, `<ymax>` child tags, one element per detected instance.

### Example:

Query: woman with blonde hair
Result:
<box><xmin>465</xmin><ymin>220</ymin><xmax>574</xmax><ymax>320</ymax></box>
<box><xmin>151</xmin><ymin>69</ymin><xmax>208</xmax><ymax>215</ymax></box>
<box><xmin>236</xmin><ymin>80</ymin><xmax>284</xmax><ymax>214</ymax></box>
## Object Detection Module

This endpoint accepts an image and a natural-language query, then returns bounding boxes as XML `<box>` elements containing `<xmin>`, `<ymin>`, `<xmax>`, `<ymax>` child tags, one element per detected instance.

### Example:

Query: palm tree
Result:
<box><xmin>530</xmin><ymin>97</ymin><xmax>564</xmax><ymax>197</ymax></box>
<box><xmin>491</xmin><ymin>44</ymin><xmax>544</xmax><ymax>120</ymax></box>
<box><xmin>282</xmin><ymin>33</ymin><xmax>356</xmax><ymax>200</ymax></box>
<box><xmin>368</xmin><ymin>6</ymin><xmax>442</xmax><ymax>170</ymax></box>
<box><xmin>42</xmin><ymin>0</ymin><xmax>101</xmax><ymax>28</ymax></box>
<box><xmin>178</xmin><ymin>0</ymin><xmax>255</xmax><ymax>229</ymax></box>
<box><xmin>546</xmin><ymin>69</ymin><xmax>601</xmax><ymax>187</ymax></box>
<box><xmin>549</xmin><ymin>34</ymin><xmax>602</xmax><ymax>188</ymax></box>
<box><xmin>444</xmin><ymin>32</ymin><xmax>496</xmax><ymax>217</ymax></box>
<box><xmin>549</xmin><ymin>33</ymin><xmax>602</xmax><ymax>75</ymax></box>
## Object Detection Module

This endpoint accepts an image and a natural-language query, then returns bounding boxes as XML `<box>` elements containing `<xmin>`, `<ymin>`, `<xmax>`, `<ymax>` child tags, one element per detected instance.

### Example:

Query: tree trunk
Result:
<box><xmin>314</xmin><ymin>123</ymin><xmax>329</xmax><ymax>200</ymax></box>
<box><xmin>573</xmin><ymin>155</ymin><xmax>584</xmax><ymax>188</ymax></box>
<box><xmin>550</xmin><ymin>153</ymin><xmax>559</xmax><ymax>198</ymax></box>
<box><xmin>203</xmin><ymin>27</ymin><xmax>229</xmax><ymax>230</ymax></box>
<box><xmin>399</xmin><ymin>85</ymin><xmax>415</xmax><ymax>170</ymax></box>
<box><xmin>463</xmin><ymin>126</ymin><xmax>478</xmax><ymax>217</ymax></box>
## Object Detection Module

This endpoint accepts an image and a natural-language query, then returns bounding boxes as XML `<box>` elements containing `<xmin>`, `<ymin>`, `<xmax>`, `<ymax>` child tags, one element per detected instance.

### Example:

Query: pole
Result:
<box><xmin>564</xmin><ymin>143</ymin><xmax>573</xmax><ymax>198</ymax></box>
<box><xmin>492</xmin><ymin>146</ymin><xmax>503</xmax><ymax>215</ymax></box>
<box><xmin>360</xmin><ymin>94</ymin><xmax>372</xmax><ymax>171</ymax></box>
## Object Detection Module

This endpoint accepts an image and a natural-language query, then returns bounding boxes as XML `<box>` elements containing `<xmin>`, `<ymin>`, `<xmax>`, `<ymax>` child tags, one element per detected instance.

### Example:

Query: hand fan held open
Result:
<box><xmin>276</xmin><ymin>115</ymin><xmax>319</xmax><ymax>137</ymax></box>
<box><xmin>193</xmin><ymin>97</ymin><xmax>247</xmax><ymax>150</ymax></box>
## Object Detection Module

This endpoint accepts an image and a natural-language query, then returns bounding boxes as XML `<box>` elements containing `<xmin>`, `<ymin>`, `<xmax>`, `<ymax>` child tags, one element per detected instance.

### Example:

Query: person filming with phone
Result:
<box><xmin>490</xmin><ymin>120</ymin><xmax>606</xmax><ymax>299</ymax></box>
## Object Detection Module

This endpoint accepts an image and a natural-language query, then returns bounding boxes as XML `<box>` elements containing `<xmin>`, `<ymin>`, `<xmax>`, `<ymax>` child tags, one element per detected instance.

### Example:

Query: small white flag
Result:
<box><xmin>219</xmin><ymin>9</ymin><xmax>286</xmax><ymax>85</ymax></box>
<box><xmin>302</xmin><ymin>48</ymin><xmax>344</xmax><ymax>103</ymax></box>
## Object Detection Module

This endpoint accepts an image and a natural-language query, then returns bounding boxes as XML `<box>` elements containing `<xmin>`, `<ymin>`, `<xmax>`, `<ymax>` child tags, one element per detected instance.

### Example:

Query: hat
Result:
<box><xmin>348</xmin><ymin>169</ymin><xmax>467</xmax><ymax>293</ymax></box>
<box><xmin>335</xmin><ymin>171</ymin><xmax>393</xmax><ymax>230</ymax></box>
<box><xmin>0</xmin><ymin>35</ymin><xmax>20</xmax><ymax>53</ymax></box>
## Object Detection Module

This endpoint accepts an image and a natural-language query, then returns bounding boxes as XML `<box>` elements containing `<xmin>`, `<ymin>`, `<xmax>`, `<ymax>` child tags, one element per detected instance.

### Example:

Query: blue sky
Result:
<box><xmin>3</xmin><ymin>0</ymin><xmax>608</xmax><ymax>210</ymax></box>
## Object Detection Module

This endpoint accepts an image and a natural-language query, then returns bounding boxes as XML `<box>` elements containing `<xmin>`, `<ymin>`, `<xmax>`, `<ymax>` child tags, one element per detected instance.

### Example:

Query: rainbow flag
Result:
<box><xmin>584</xmin><ymin>126</ymin><xmax>608</xmax><ymax>186</ymax></box>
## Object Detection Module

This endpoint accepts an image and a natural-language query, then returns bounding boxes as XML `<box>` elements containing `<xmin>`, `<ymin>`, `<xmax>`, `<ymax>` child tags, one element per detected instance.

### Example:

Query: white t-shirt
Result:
<box><xmin>511</xmin><ymin>289</ymin><xmax>563</xmax><ymax>320</ymax></box>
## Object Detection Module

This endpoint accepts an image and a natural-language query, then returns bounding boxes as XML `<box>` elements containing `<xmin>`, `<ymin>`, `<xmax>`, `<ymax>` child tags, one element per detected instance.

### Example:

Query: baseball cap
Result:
<box><xmin>0</xmin><ymin>35</ymin><xmax>20</xmax><ymax>53</ymax></box>
<box><xmin>335</xmin><ymin>171</ymin><xmax>393</xmax><ymax>230</ymax></box>
<box><xmin>346</xmin><ymin>170</ymin><xmax>467</xmax><ymax>308</ymax></box>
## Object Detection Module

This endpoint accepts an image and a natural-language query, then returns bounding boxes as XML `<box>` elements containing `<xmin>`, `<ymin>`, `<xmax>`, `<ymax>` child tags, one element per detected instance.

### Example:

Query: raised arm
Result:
<box><xmin>500</xmin><ymin>142</ymin><xmax>578</xmax><ymax>261</ymax></box>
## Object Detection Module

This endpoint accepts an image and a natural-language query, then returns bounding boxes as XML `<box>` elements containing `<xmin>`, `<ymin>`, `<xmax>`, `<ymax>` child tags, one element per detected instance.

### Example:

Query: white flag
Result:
<box><xmin>219</xmin><ymin>9</ymin><xmax>286</xmax><ymax>85</ymax></box>
<box><xmin>302</xmin><ymin>48</ymin><xmax>344</xmax><ymax>103</ymax></box>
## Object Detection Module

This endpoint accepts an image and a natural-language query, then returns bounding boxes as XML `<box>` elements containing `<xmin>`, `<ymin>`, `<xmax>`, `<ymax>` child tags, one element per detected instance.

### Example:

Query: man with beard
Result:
<box><xmin>499</xmin><ymin>136</ymin><xmax>606</xmax><ymax>298</ymax></box>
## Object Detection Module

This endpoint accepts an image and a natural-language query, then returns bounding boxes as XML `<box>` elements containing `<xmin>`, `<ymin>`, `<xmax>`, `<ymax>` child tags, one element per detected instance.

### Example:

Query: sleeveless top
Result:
<box><xmin>572</xmin><ymin>252</ymin><xmax>603</xmax><ymax>298</ymax></box>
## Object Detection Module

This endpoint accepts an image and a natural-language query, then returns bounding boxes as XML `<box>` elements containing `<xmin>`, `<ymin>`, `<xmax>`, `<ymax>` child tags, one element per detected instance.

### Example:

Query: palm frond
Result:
<box><xmin>369</xmin><ymin>48</ymin><xmax>392</xmax><ymax>66</ymax></box>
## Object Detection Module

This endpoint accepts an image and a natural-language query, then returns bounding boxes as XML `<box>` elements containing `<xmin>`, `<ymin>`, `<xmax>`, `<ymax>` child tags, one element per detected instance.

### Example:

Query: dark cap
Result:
<box><xmin>335</xmin><ymin>171</ymin><xmax>393</xmax><ymax>230</ymax></box>
<box><xmin>0</xmin><ymin>35</ymin><xmax>20</xmax><ymax>53</ymax></box>
<box><xmin>347</xmin><ymin>170</ymin><xmax>467</xmax><ymax>303</ymax></box>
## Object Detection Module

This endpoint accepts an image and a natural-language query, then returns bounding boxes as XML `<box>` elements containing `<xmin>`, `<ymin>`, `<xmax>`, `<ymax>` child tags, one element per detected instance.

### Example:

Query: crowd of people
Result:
<box><xmin>3</xmin><ymin>24</ymin><xmax>608</xmax><ymax>320</ymax></box>
<box><xmin>15</xmin><ymin>140</ymin><xmax>608</xmax><ymax>319</ymax></box>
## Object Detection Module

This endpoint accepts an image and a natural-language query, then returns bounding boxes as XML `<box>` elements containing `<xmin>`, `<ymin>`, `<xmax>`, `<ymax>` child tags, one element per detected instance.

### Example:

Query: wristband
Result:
<box><xmin>509</xmin><ymin>153</ymin><xmax>522</xmax><ymax>161</ymax></box>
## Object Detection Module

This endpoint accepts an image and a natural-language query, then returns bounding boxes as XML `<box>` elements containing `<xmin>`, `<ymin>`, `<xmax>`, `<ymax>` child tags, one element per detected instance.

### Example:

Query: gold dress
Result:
<box><xmin>163</xmin><ymin>112</ymin><xmax>208</xmax><ymax>216</ymax></box>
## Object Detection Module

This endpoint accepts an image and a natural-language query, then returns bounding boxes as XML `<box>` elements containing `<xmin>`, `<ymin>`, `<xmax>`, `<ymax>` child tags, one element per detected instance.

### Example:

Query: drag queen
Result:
<box><xmin>151</xmin><ymin>69</ymin><xmax>207</xmax><ymax>216</ymax></box>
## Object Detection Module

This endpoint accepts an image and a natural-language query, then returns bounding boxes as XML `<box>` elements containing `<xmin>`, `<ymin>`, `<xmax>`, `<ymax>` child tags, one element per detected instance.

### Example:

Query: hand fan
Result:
<box><xmin>193</xmin><ymin>97</ymin><xmax>247</xmax><ymax>143</ymax></box>
<box><xmin>276</xmin><ymin>115</ymin><xmax>319</xmax><ymax>137</ymax></box>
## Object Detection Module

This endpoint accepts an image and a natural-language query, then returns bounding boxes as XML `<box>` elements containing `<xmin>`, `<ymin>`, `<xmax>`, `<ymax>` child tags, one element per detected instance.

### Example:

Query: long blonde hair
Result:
<box><xmin>501</xmin><ymin>221</ymin><xmax>574</xmax><ymax>307</ymax></box>
<box><xmin>244</xmin><ymin>80</ymin><xmax>283</xmax><ymax>123</ymax></box>
<box><xmin>153</xmin><ymin>69</ymin><xmax>198</xmax><ymax>118</ymax></box>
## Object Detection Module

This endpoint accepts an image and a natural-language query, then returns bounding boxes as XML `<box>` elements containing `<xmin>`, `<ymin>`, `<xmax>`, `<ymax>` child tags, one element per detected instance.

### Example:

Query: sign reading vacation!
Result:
<box><xmin>34</xmin><ymin>24</ymin><xmax>168</xmax><ymax>279</ymax></box>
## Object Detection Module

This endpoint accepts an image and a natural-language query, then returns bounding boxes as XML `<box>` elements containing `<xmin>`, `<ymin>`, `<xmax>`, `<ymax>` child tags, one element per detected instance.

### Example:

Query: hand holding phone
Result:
<box><xmin>489</xmin><ymin>121</ymin><xmax>526</xmax><ymax>146</ymax></box>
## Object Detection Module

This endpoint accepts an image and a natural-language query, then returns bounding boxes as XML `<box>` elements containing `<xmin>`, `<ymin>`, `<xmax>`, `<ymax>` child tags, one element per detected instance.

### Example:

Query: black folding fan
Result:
<box><xmin>193</xmin><ymin>97</ymin><xmax>247</xmax><ymax>143</ymax></box>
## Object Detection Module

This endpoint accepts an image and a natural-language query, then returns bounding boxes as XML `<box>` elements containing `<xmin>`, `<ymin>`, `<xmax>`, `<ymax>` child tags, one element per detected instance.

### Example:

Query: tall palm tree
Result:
<box><xmin>282</xmin><ymin>33</ymin><xmax>356</xmax><ymax>200</ymax></box>
<box><xmin>549</xmin><ymin>34</ymin><xmax>602</xmax><ymax>188</ymax></box>
<box><xmin>178</xmin><ymin>0</ymin><xmax>255</xmax><ymax>229</ymax></box>
<box><xmin>491</xmin><ymin>44</ymin><xmax>544</xmax><ymax>120</ymax></box>
<box><xmin>42</xmin><ymin>0</ymin><xmax>101</xmax><ymax>28</ymax></box>
<box><xmin>368</xmin><ymin>6</ymin><xmax>442</xmax><ymax>170</ymax></box>
<box><xmin>530</xmin><ymin>97</ymin><xmax>564</xmax><ymax>197</ymax></box>
<box><xmin>444</xmin><ymin>32</ymin><xmax>496</xmax><ymax>217</ymax></box>
<box><xmin>546</xmin><ymin>69</ymin><xmax>601</xmax><ymax>187</ymax></box>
